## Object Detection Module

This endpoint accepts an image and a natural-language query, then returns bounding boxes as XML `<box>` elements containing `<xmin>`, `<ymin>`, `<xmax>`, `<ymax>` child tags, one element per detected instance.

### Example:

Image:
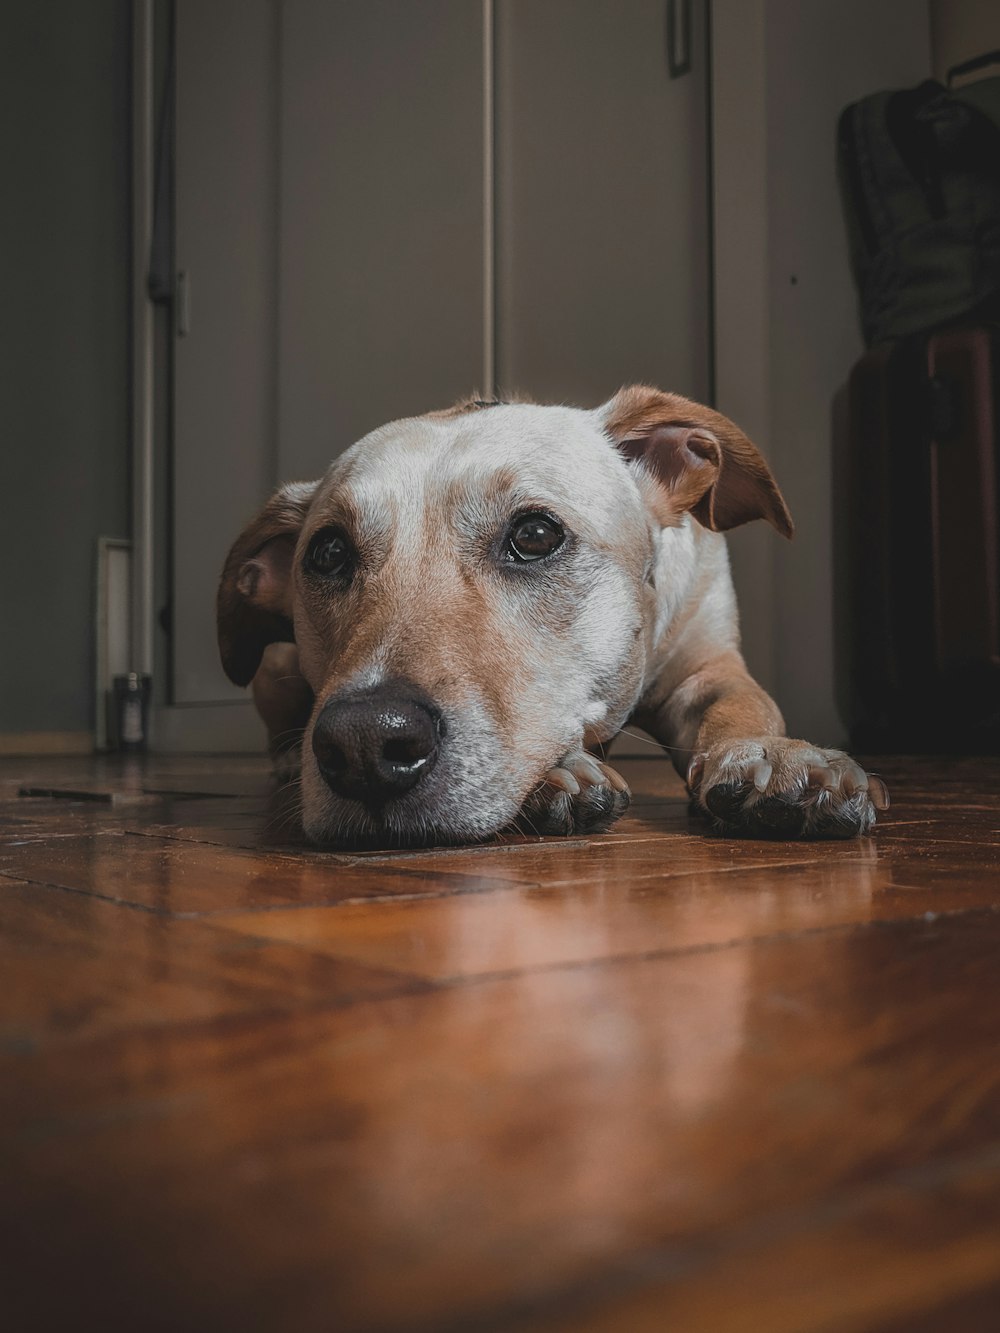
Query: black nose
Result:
<box><xmin>311</xmin><ymin>681</ymin><xmax>443</xmax><ymax>805</ymax></box>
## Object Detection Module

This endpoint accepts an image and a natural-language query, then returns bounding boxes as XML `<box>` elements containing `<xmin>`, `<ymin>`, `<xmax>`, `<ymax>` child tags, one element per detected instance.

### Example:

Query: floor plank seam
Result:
<box><xmin>0</xmin><ymin>831</ymin><xmax>98</xmax><ymax>845</ymax></box>
<box><xmin>0</xmin><ymin>868</ymin><xmax>168</xmax><ymax>915</ymax></box>
<box><xmin>118</xmin><ymin>825</ymin><xmax>370</xmax><ymax>862</ymax></box>
<box><xmin>425</xmin><ymin>902</ymin><xmax>1000</xmax><ymax>989</ymax></box>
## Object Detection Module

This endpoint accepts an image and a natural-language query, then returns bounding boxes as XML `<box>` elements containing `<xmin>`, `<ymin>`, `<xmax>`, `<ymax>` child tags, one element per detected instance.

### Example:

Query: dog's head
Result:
<box><xmin>217</xmin><ymin>387</ymin><xmax>791</xmax><ymax>844</ymax></box>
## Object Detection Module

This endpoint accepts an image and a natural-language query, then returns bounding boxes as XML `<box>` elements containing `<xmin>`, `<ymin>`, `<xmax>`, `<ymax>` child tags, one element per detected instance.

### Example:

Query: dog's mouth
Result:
<box><xmin>299</xmin><ymin>785</ymin><xmax>530</xmax><ymax>850</ymax></box>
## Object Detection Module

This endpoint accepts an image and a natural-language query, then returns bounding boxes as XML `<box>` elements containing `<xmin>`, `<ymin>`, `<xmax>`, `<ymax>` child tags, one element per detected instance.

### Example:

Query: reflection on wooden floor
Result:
<box><xmin>2</xmin><ymin>750</ymin><xmax>999</xmax><ymax>1331</ymax></box>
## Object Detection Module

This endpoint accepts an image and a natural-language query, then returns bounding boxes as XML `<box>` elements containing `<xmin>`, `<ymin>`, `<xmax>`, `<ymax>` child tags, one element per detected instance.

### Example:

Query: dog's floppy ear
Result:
<box><xmin>600</xmin><ymin>385</ymin><xmax>793</xmax><ymax>538</ymax></box>
<box><xmin>217</xmin><ymin>481</ymin><xmax>318</xmax><ymax>687</ymax></box>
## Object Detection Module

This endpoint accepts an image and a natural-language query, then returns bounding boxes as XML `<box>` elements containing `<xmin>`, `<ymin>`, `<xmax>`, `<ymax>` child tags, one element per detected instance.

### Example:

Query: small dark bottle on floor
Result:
<box><xmin>112</xmin><ymin>673</ymin><xmax>152</xmax><ymax>752</ymax></box>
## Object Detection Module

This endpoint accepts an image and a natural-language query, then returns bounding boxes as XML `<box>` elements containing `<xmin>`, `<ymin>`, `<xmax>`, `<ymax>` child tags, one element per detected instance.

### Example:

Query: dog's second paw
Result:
<box><xmin>687</xmin><ymin>737</ymin><xmax>889</xmax><ymax>840</ymax></box>
<box><xmin>521</xmin><ymin>751</ymin><xmax>631</xmax><ymax>836</ymax></box>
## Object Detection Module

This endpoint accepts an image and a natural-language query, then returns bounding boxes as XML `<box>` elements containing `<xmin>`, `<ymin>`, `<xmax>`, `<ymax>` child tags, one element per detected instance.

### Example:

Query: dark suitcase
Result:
<box><xmin>847</xmin><ymin>325</ymin><xmax>1000</xmax><ymax>751</ymax></box>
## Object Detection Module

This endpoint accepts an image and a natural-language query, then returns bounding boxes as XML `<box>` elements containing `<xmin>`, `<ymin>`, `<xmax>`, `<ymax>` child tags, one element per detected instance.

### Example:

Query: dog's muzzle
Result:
<box><xmin>311</xmin><ymin>681</ymin><xmax>444</xmax><ymax>808</ymax></box>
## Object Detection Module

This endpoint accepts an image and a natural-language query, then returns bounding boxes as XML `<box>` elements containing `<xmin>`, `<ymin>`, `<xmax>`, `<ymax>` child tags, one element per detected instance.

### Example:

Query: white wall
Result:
<box><xmin>713</xmin><ymin>0</ymin><xmax>932</xmax><ymax>744</ymax></box>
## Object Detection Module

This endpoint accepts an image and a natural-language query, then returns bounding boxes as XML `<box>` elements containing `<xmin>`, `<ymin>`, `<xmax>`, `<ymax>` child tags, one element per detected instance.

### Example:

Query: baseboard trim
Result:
<box><xmin>0</xmin><ymin>731</ymin><xmax>95</xmax><ymax>756</ymax></box>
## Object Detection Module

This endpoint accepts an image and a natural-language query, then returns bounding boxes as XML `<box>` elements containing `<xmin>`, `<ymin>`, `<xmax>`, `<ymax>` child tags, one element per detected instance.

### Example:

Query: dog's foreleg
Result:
<box><xmin>641</xmin><ymin>651</ymin><xmax>889</xmax><ymax>838</ymax></box>
<box><xmin>251</xmin><ymin>642</ymin><xmax>314</xmax><ymax>782</ymax></box>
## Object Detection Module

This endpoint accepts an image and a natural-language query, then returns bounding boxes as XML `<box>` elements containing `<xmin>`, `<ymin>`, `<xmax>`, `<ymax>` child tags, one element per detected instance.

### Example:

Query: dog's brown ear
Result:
<box><xmin>601</xmin><ymin>385</ymin><xmax>793</xmax><ymax>538</ymax></box>
<box><xmin>217</xmin><ymin>482</ymin><xmax>318</xmax><ymax>687</ymax></box>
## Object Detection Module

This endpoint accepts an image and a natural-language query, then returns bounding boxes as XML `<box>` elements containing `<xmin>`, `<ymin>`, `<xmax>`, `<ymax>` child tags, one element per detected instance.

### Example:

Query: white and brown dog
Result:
<box><xmin>217</xmin><ymin>386</ymin><xmax>888</xmax><ymax>845</ymax></box>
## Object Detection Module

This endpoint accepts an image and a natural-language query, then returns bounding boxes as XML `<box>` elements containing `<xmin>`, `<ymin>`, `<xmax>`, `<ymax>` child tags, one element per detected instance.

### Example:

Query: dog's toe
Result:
<box><xmin>753</xmin><ymin>793</ymin><xmax>809</xmax><ymax>836</ymax></box>
<box><xmin>703</xmin><ymin>779</ymin><xmax>753</xmax><ymax>822</ymax></box>
<box><xmin>573</xmin><ymin>780</ymin><xmax>631</xmax><ymax>833</ymax></box>
<box><xmin>523</xmin><ymin>751</ymin><xmax>631</xmax><ymax>836</ymax></box>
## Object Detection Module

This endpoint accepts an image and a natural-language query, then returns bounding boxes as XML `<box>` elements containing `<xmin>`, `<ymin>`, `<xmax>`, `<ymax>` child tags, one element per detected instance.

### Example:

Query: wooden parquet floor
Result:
<box><xmin>1</xmin><ymin>750</ymin><xmax>999</xmax><ymax>1332</ymax></box>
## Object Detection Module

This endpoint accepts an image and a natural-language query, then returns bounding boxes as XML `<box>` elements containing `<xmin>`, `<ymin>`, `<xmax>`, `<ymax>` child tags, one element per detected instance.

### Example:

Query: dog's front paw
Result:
<box><xmin>687</xmin><ymin>738</ymin><xmax>889</xmax><ymax>839</ymax></box>
<box><xmin>521</xmin><ymin>751</ymin><xmax>631</xmax><ymax>836</ymax></box>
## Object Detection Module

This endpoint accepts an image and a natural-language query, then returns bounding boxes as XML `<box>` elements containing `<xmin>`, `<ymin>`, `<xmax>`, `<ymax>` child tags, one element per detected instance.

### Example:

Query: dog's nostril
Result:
<box><xmin>320</xmin><ymin>743</ymin><xmax>349</xmax><ymax>775</ymax></box>
<box><xmin>383</xmin><ymin>737</ymin><xmax>430</xmax><ymax>768</ymax></box>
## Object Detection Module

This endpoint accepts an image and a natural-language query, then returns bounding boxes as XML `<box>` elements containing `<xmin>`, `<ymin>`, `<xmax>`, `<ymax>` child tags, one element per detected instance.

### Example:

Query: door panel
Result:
<box><xmin>277</xmin><ymin>0</ymin><xmax>486</xmax><ymax>480</ymax></box>
<box><xmin>173</xmin><ymin>0</ymin><xmax>277</xmax><ymax>705</ymax></box>
<box><xmin>495</xmin><ymin>0</ymin><xmax>710</xmax><ymax>406</ymax></box>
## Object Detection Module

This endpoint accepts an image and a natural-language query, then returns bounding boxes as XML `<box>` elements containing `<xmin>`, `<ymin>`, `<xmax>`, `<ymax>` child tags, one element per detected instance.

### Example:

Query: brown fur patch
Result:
<box><xmin>604</xmin><ymin>385</ymin><xmax>794</xmax><ymax>538</ymax></box>
<box><xmin>638</xmin><ymin>650</ymin><xmax>785</xmax><ymax>759</ymax></box>
<box><xmin>217</xmin><ymin>482</ymin><xmax>318</xmax><ymax>687</ymax></box>
<box><xmin>303</xmin><ymin>488</ymin><xmax>392</xmax><ymax>563</ymax></box>
<box><xmin>251</xmin><ymin>642</ymin><xmax>313</xmax><ymax>751</ymax></box>
<box><xmin>300</xmin><ymin>536</ymin><xmax>528</xmax><ymax>742</ymax></box>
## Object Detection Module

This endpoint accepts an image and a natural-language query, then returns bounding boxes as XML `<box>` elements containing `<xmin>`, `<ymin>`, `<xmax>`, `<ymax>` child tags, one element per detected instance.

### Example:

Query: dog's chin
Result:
<box><xmin>301</xmin><ymin>788</ymin><xmax>526</xmax><ymax>850</ymax></box>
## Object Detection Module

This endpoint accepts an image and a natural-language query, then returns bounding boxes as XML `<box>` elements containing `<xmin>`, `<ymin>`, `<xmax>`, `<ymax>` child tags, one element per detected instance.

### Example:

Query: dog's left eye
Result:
<box><xmin>507</xmin><ymin>512</ymin><xmax>564</xmax><ymax>562</ymax></box>
<box><xmin>305</xmin><ymin>527</ymin><xmax>354</xmax><ymax>580</ymax></box>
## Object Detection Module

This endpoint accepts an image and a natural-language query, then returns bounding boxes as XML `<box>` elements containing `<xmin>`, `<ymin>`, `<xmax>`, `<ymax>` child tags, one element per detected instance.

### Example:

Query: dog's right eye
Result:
<box><xmin>305</xmin><ymin>528</ymin><xmax>354</xmax><ymax>581</ymax></box>
<box><xmin>506</xmin><ymin>512</ymin><xmax>565</xmax><ymax>563</ymax></box>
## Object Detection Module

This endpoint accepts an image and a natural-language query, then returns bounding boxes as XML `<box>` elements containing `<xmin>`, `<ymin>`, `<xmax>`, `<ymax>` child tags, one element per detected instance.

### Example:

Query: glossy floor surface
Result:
<box><xmin>2</xmin><ymin>750</ymin><xmax>999</xmax><ymax>1332</ymax></box>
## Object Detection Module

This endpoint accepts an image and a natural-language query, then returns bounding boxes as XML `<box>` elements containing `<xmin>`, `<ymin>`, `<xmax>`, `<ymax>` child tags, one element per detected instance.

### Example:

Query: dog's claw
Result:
<box><xmin>522</xmin><ymin>751</ymin><xmax>631</xmax><ymax>836</ymax></box>
<box><xmin>806</xmin><ymin>763</ymin><xmax>839</xmax><ymax>794</ymax></box>
<box><xmin>545</xmin><ymin>766</ymin><xmax>581</xmax><ymax>796</ymax></box>
<box><xmin>690</xmin><ymin>738</ymin><xmax>887</xmax><ymax>840</ymax></box>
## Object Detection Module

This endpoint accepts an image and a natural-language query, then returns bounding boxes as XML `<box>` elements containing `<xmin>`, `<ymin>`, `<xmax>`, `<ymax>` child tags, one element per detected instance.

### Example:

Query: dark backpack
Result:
<box><xmin>838</xmin><ymin>53</ymin><xmax>1000</xmax><ymax>347</ymax></box>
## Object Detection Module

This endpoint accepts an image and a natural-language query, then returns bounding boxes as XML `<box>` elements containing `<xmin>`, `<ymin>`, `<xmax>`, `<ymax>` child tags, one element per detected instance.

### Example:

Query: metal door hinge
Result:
<box><xmin>668</xmin><ymin>0</ymin><xmax>692</xmax><ymax>78</ymax></box>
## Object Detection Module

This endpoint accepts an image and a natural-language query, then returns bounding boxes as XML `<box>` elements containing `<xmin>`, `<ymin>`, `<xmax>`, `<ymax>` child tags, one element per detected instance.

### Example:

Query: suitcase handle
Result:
<box><xmin>947</xmin><ymin>50</ymin><xmax>1000</xmax><ymax>86</ymax></box>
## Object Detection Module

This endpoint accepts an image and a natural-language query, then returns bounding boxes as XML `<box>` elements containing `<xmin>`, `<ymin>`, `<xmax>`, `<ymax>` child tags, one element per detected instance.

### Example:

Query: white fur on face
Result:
<box><xmin>293</xmin><ymin>403</ymin><xmax>665</xmax><ymax>845</ymax></box>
